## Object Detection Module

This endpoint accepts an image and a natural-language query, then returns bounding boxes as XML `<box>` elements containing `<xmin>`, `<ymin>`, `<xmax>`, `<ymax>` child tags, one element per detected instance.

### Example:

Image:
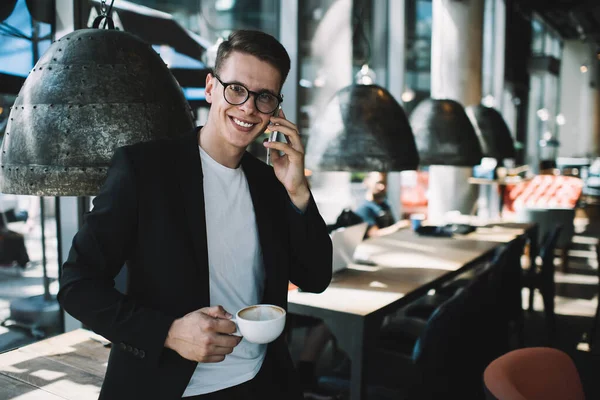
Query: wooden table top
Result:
<box><xmin>288</xmin><ymin>223</ymin><xmax>533</xmax><ymax>316</ymax></box>
<box><xmin>0</xmin><ymin>329</ymin><xmax>109</xmax><ymax>399</ymax></box>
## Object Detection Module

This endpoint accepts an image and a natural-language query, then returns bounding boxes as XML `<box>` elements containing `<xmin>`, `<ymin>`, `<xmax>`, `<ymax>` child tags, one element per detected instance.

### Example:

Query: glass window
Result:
<box><xmin>544</xmin><ymin>29</ymin><xmax>554</xmax><ymax>57</ymax></box>
<box><xmin>525</xmin><ymin>15</ymin><xmax>563</xmax><ymax>171</ymax></box>
<box><xmin>500</xmin><ymin>87</ymin><xmax>518</xmax><ymax>139</ymax></box>
<box><xmin>0</xmin><ymin>0</ymin><xmax>52</xmax><ymax>78</ymax></box>
<box><xmin>85</xmin><ymin>0</ymin><xmax>280</xmax><ymax>117</ymax></box>
<box><xmin>549</xmin><ymin>32</ymin><xmax>562</xmax><ymax>59</ymax></box>
<box><xmin>297</xmin><ymin>0</ymin><xmax>353</xmax><ymax>135</ymax></box>
<box><xmin>0</xmin><ymin>0</ymin><xmax>60</xmax><ymax>350</ymax></box>
<box><xmin>531</xmin><ymin>15</ymin><xmax>563</xmax><ymax>58</ymax></box>
<box><xmin>526</xmin><ymin>74</ymin><xmax>543</xmax><ymax>169</ymax></box>
<box><xmin>114</xmin><ymin>0</ymin><xmax>280</xmax><ymax>41</ymax></box>
<box><xmin>531</xmin><ymin>17</ymin><xmax>544</xmax><ymax>55</ymax></box>
<box><xmin>481</xmin><ymin>0</ymin><xmax>495</xmax><ymax>99</ymax></box>
<box><xmin>526</xmin><ymin>71</ymin><xmax>562</xmax><ymax>172</ymax></box>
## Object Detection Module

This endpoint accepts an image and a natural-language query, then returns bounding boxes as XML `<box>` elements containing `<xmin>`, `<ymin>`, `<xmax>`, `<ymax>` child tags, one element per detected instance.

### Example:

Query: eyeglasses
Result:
<box><xmin>213</xmin><ymin>74</ymin><xmax>283</xmax><ymax>114</ymax></box>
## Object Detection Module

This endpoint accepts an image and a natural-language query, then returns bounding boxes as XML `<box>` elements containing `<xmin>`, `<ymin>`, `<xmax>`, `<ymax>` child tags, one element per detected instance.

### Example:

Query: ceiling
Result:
<box><xmin>527</xmin><ymin>0</ymin><xmax>600</xmax><ymax>45</ymax></box>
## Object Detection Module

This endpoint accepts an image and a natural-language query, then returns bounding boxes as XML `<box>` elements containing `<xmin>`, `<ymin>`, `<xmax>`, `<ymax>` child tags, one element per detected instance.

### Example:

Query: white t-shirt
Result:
<box><xmin>182</xmin><ymin>147</ymin><xmax>266</xmax><ymax>397</ymax></box>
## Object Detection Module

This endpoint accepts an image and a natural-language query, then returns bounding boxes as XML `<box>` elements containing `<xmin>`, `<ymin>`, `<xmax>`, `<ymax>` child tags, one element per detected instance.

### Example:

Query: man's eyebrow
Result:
<box><xmin>224</xmin><ymin>78</ymin><xmax>278</xmax><ymax>96</ymax></box>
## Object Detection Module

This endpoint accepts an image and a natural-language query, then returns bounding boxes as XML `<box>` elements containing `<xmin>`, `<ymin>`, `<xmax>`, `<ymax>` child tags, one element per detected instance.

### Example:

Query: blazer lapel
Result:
<box><xmin>174</xmin><ymin>128</ymin><xmax>210</xmax><ymax>296</ymax></box>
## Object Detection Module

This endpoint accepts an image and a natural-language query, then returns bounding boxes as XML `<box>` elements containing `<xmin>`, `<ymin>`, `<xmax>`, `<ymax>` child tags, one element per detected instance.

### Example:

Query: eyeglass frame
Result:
<box><xmin>212</xmin><ymin>74</ymin><xmax>283</xmax><ymax>114</ymax></box>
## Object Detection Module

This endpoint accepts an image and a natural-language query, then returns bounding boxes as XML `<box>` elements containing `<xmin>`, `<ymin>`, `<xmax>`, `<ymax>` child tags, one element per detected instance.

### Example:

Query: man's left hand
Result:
<box><xmin>263</xmin><ymin>109</ymin><xmax>310</xmax><ymax>211</ymax></box>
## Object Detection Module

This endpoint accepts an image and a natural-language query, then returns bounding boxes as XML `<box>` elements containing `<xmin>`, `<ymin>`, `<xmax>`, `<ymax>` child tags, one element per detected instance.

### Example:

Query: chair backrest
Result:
<box><xmin>483</xmin><ymin>347</ymin><xmax>585</xmax><ymax>400</ymax></box>
<box><xmin>539</xmin><ymin>224</ymin><xmax>562</xmax><ymax>280</ymax></box>
<box><xmin>486</xmin><ymin>236</ymin><xmax>527</xmax><ymax>356</ymax></box>
<box><xmin>515</xmin><ymin>208</ymin><xmax>574</xmax><ymax>249</ymax></box>
<box><xmin>411</xmin><ymin>266</ymin><xmax>493</xmax><ymax>399</ymax></box>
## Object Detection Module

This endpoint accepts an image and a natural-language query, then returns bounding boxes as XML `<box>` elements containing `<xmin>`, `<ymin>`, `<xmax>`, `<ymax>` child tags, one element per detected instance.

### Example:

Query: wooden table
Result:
<box><xmin>288</xmin><ymin>223</ymin><xmax>535</xmax><ymax>400</ymax></box>
<box><xmin>0</xmin><ymin>328</ymin><xmax>109</xmax><ymax>399</ymax></box>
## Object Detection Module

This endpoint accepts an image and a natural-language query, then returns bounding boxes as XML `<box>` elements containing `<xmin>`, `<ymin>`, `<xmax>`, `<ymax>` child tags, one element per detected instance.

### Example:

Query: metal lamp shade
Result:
<box><xmin>409</xmin><ymin>98</ymin><xmax>483</xmax><ymax>166</ymax></box>
<box><xmin>465</xmin><ymin>104</ymin><xmax>515</xmax><ymax>161</ymax></box>
<box><xmin>0</xmin><ymin>28</ymin><xmax>195</xmax><ymax>196</ymax></box>
<box><xmin>25</xmin><ymin>0</ymin><xmax>55</xmax><ymax>24</ymax></box>
<box><xmin>305</xmin><ymin>84</ymin><xmax>419</xmax><ymax>172</ymax></box>
<box><xmin>0</xmin><ymin>0</ymin><xmax>17</xmax><ymax>22</ymax></box>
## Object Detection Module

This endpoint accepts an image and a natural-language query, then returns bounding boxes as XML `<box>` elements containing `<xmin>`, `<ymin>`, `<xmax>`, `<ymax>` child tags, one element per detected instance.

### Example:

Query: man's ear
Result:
<box><xmin>205</xmin><ymin>73</ymin><xmax>214</xmax><ymax>104</ymax></box>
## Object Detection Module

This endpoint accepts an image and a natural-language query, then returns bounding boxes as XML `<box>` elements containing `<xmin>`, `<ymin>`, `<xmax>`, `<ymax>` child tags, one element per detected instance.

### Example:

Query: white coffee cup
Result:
<box><xmin>231</xmin><ymin>304</ymin><xmax>286</xmax><ymax>344</ymax></box>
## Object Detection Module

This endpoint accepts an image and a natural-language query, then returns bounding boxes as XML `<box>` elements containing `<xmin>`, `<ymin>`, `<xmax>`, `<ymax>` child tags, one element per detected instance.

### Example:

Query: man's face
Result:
<box><xmin>205</xmin><ymin>51</ymin><xmax>282</xmax><ymax>151</ymax></box>
<box><xmin>366</xmin><ymin>172</ymin><xmax>387</xmax><ymax>199</ymax></box>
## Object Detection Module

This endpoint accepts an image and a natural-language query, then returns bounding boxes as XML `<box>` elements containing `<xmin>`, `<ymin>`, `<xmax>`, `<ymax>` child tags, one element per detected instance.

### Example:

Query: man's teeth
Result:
<box><xmin>233</xmin><ymin>118</ymin><xmax>254</xmax><ymax>128</ymax></box>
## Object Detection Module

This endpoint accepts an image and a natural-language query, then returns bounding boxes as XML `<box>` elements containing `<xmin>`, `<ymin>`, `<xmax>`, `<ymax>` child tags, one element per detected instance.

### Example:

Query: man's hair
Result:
<box><xmin>214</xmin><ymin>30</ymin><xmax>291</xmax><ymax>88</ymax></box>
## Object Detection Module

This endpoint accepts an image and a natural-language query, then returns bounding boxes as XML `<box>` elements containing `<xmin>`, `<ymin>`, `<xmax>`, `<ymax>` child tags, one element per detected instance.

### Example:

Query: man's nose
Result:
<box><xmin>238</xmin><ymin>95</ymin><xmax>258</xmax><ymax>114</ymax></box>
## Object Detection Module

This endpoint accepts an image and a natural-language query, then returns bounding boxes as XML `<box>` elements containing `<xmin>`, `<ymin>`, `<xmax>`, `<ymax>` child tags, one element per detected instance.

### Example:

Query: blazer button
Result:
<box><xmin>133</xmin><ymin>348</ymin><xmax>139</xmax><ymax>356</ymax></box>
<box><xmin>139</xmin><ymin>350</ymin><xmax>145</xmax><ymax>359</ymax></box>
<box><xmin>126</xmin><ymin>345</ymin><xmax>133</xmax><ymax>353</ymax></box>
<box><xmin>119</xmin><ymin>343</ymin><xmax>126</xmax><ymax>351</ymax></box>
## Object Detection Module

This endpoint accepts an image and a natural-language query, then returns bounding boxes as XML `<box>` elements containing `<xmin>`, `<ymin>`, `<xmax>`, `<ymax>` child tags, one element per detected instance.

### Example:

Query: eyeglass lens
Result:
<box><xmin>224</xmin><ymin>84</ymin><xmax>279</xmax><ymax>114</ymax></box>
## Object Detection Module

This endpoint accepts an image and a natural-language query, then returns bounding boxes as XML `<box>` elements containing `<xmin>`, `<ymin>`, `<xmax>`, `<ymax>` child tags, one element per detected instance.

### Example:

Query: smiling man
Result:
<box><xmin>58</xmin><ymin>30</ymin><xmax>333</xmax><ymax>400</ymax></box>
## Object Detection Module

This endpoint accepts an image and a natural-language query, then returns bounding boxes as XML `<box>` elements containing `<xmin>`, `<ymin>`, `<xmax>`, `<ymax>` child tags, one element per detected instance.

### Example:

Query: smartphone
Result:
<box><xmin>266</xmin><ymin>106</ymin><xmax>282</xmax><ymax>165</ymax></box>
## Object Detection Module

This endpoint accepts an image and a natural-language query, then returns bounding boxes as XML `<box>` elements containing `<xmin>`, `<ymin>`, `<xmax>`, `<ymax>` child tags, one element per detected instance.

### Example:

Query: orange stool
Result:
<box><xmin>483</xmin><ymin>347</ymin><xmax>585</xmax><ymax>400</ymax></box>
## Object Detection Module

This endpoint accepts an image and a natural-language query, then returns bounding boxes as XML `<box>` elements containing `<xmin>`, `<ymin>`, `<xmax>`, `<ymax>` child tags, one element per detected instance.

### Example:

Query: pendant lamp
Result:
<box><xmin>0</xmin><ymin>16</ymin><xmax>195</xmax><ymax>196</ymax></box>
<box><xmin>465</xmin><ymin>104</ymin><xmax>515</xmax><ymax>161</ymax></box>
<box><xmin>0</xmin><ymin>0</ymin><xmax>17</xmax><ymax>22</ymax></box>
<box><xmin>409</xmin><ymin>98</ymin><xmax>483</xmax><ymax>166</ymax></box>
<box><xmin>0</xmin><ymin>10</ymin><xmax>195</xmax><ymax>339</ymax></box>
<box><xmin>305</xmin><ymin>74</ymin><xmax>419</xmax><ymax>172</ymax></box>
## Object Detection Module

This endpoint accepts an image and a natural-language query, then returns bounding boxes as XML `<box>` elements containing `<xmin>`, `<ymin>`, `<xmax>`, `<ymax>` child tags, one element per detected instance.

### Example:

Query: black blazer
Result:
<box><xmin>58</xmin><ymin>128</ymin><xmax>333</xmax><ymax>400</ymax></box>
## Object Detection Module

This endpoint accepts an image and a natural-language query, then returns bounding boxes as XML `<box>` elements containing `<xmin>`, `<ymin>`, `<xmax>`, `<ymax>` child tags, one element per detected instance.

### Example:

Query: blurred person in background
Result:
<box><xmin>354</xmin><ymin>171</ymin><xmax>408</xmax><ymax>237</ymax></box>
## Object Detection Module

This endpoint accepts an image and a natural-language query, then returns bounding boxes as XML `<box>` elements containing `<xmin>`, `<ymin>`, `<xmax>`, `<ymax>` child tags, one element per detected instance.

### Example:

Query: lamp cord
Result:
<box><xmin>102</xmin><ymin>0</ymin><xmax>115</xmax><ymax>30</ymax></box>
<box><xmin>352</xmin><ymin>0</ymin><xmax>371</xmax><ymax>67</ymax></box>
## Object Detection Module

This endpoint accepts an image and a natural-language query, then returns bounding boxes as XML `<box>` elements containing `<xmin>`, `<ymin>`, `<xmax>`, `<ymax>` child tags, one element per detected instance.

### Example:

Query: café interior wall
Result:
<box><xmin>558</xmin><ymin>40</ymin><xmax>600</xmax><ymax>158</ymax></box>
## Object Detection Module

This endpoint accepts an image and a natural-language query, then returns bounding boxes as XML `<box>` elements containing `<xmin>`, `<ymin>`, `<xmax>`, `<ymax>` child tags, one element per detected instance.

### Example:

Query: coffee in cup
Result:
<box><xmin>231</xmin><ymin>304</ymin><xmax>286</xmax><ymax>344</ymax></box>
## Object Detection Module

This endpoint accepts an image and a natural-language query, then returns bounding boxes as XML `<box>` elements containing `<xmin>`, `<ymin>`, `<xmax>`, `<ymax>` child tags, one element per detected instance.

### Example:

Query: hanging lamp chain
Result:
<box><xmin>92</xmin><ymin>0</ymin><xmax>116</xmax><ymax>30</ymax></box>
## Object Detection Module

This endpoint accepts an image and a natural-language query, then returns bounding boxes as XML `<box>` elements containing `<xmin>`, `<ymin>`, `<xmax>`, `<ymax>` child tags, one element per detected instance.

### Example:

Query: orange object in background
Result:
<box><xmin>401</xmin><ymin>170</ymin><xmax>429</xmax><ymax>218</ymax></box>
<box><xmin>504</xmin><ymin>175</ymin><xmax>583</xmax><ymax>213</ymax></box>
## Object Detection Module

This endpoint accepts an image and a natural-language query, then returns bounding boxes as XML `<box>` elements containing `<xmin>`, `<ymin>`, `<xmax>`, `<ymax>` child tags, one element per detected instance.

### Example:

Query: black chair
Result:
<box><xmin>486</xmin><ymin>236</ymin><xmax>527</xmax><ymax>352</ymax></box>
<box><xmin>317</xmin><ymin>284</ymin><xmax>478</xmax><ymax>399</ymax></box>
<box><xmin>521</xmin><ymin>224</ymin><xmax>562</xmax><ymax>342</ymax></box>
<box><xmin>318</xmin><ymin>240</ymin><xmax>528</xmax><ymax>399</ymax></box>
<box><xmin>364</xmin><ymin>266</ymin><xmax>495</xmax><ymax>399</ymax></box>
<box><xmin>400</xmin><ymin>237</ymin><xmax>524</xmax><ymax>330</ymax></box>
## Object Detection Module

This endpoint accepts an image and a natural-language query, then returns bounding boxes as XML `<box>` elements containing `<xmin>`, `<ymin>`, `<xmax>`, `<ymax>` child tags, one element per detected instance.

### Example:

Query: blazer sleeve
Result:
<box><xmin>57</xmin><ymin>146</ymin><xmax>175</xmax><ymax>367</ymax></box>
<box><xmin>286</xmin><ymin>193</ymin><xmax>333</xmax><ymax>293</ymax></box>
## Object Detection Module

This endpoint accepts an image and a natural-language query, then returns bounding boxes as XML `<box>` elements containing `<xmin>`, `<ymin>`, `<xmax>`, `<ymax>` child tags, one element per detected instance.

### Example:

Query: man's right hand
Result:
<box><xmin>164</xmin><ymin>305</ymin><xmax>242</xmax><ymax>362</ymax></box>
